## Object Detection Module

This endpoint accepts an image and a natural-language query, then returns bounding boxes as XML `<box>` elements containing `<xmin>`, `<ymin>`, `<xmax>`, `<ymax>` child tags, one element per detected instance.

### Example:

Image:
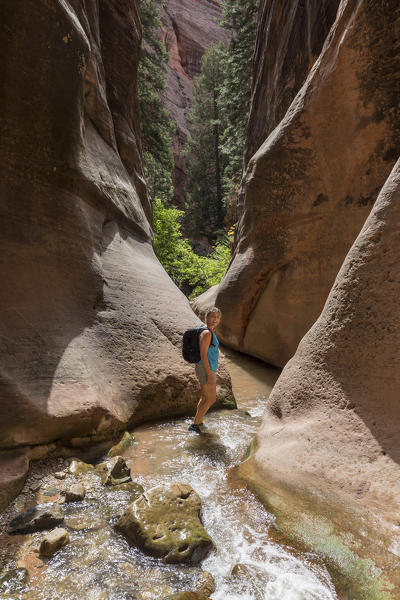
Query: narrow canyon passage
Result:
<box><xmin>1</xmin><ymin>350</ymin><xmax>338</xmax><ymax>600</ymax></box>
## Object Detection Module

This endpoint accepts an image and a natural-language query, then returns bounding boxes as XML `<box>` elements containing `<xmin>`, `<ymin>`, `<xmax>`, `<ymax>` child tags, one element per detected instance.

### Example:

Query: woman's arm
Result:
<box><xmin>199</xmin><ymin>330</ymin><xmax>214</xmax><ymax>384</ymax></box>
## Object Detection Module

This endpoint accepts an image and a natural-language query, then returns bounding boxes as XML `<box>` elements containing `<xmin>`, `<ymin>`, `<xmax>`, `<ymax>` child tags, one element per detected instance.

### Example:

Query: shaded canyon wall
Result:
<box><xmin>0</xmin><ymin>0</ymin><xmax>233</xmax><ymax>509</ymax></box>
<box><xmin>240</xmin><ymin>157</ymin><xmax>400</xmax><ymax>599</ymax></box>
<box><xmin>194</xmin><ymin>0</ymin><xmax>400</xmax><ymax>370</ymax></box>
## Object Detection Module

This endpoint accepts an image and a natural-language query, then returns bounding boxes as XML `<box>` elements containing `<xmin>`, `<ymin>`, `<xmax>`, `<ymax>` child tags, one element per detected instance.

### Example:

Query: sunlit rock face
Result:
<box><xmin>161</xmin><ymin>0</ymin><xmax>229</xmax><ymax>207</ymax></box>
<box><xmin>240</xmin><ymin>158</ymin><xmax>400</xmax><ymax>596</ymax></box>
<box><xmin>194</xmin><ymin>0</ymin><xmax>400</xmax><ymax>368</ymax></box>
<box><xmin>0</xmin><ymin>0</ymin><xmax>233</xmax><ymax>454</ymax></box>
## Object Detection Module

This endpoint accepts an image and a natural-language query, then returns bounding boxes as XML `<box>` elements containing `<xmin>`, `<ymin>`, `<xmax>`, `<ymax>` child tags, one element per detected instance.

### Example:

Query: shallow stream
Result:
<box><xmin>0</xmin><ymin>348</ymin><xmax>338</xmax><ymax>600</ymax></box>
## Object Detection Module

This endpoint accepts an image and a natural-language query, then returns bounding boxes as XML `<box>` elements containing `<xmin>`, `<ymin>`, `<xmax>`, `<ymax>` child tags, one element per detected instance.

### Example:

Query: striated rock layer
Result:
<box><xmin>245</xmin><ymin>0</ymin><xmax>341</xmax><ymax>163</ymax></box>
<box><xmin>161</xmin><ymin>0</ymin><xmax>229</xmax><ymax>206</ymax></box>
<box><xmin>240</xmin><ymin>158</ymin><xmax>400</xmax><ymax>598</ymax></box>
<box><xmin>0</xmin><ymin>0</ymin><xmax>234</xmax><ymax>506</ymax></box>
<box><xmin>194</xmin><ymin>0</ymin><xmax>400</xmax><ymax>368</ymax></box>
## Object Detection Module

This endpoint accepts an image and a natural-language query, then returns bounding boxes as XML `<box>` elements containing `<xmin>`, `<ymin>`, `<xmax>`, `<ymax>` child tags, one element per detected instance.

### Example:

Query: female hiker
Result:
<box><xmin>188</xmin><ymin>307</ymin><xmax>221</xmax><ymax>433</ymax></box>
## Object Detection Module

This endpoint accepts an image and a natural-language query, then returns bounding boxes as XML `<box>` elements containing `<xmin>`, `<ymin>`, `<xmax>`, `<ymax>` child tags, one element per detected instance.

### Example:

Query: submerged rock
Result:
<box><xmin>67</xmin><ymin>459</ymin><xmax>95</xmax><ymax>476</ymax></box>
<box><xmin>62</xmin><ymin>484</ymin><xmax>86</xmax><ymax>503</ymax></box>
<box><xmin>0</xmin><ymin>568</ymin><xmax>29</xmax><ymax>594</ymax></box>
<box><xmin>195</xmin><ymin>571</ymin><xmax>215</xmax><ymax>596</ymax></box>
<box><xmin>39</xmin><ymin>527</ymin><xmax>70</xmax><ymax>556</ymax></box>
<box><xmin>107</xmin><ymin>432</ymin><xmax>135</xmax><ymax>458</ymax></box>
<box><xmin>9</xmin><ymin>503</ymin><xmax>64</xmax><ymax>534</ymax></box>
<box><xmin>163</xmin><ymin>593</ymin><xmax>211</xmax><ymax>600</ymax></box>
<box><xmin>96</xmin><ymin>456</ymin><xmax>131</xmax><ymax>486</ymax></box>
<box><xmin>116</xmin><ymin>483</ymin><xmax>213</xmax><ymax>564</ymax></box>
<box><xmin>106</xmin><ymin>480</ymin><xmax>144</xmax><ymax>497</ymax></box>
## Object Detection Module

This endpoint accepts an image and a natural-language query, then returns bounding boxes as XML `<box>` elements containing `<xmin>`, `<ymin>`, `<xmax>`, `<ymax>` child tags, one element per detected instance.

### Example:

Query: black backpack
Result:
<box><xmin>182</xmin><ymin>326</ymin><xmax>214</xmax><ymax>363</ymax></box>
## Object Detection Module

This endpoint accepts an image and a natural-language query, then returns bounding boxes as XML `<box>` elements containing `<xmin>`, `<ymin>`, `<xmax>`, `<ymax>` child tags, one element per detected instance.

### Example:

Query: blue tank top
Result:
<box><xmin>199</xmin><ymin>329</ymin><xmax>219</xmax><ymax>372</ymax></box>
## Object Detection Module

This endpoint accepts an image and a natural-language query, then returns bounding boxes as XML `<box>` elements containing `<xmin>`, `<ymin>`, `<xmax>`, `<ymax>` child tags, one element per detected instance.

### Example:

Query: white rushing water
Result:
<box><xmin>126</xmin><ymin>402</ymin><xmax>338</xmax><ymax>600</ymax></box>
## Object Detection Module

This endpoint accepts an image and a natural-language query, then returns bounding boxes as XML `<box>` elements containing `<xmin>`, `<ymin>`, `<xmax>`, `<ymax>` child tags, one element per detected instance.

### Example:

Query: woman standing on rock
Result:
<box><xmin>188</xmin><ymin>307</ymin><xmax>221</xmax><ymax>433</ymax></box>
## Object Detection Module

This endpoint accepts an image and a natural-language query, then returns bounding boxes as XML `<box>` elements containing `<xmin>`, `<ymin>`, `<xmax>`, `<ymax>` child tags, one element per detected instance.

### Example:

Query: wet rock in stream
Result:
<box><xmin>8</xmin><ymin>503</ymin><xmax>64</xmax><ymax>534</ymax></box>
<box><xmin>0</xmin><ymin>568</ymin><xmax>29</xmax><ymax>595</ymax></box>
<box><xmin>67</xmin><ymin>459</ymin><xmax>95</xmax><ymax>476</ymax></box>
<box><xmin>163</xmin><ymin>593</ymin><xmax>211</xmax><ymax>600</ymax></box>
<box><xmin>116</xmin><ymin>482</ymin><xmax>213</xmax><ymax>564</ymax></box>
<box><xmin>107</xmin><ymin>432</ymin><xmax>135</xmax><ymax>458</ymax></box>
<box><xmin>96</xmin><ymin>456</ymin><xmax>131</xmax><ymax>486</ymax></box>
<box><xmin>39</xmin><ymin>527</ymin><xmax>70</xmax><ymax>556</ymax></box>
<box><xmin>194</xmin><ymin>571</ymin><xmax>215</xmax><ymax>596</ymax></box>
<box><xmin>62</xmin><ymin>484</ymin><xmax>86</xmax><ymax>503</ymax></box>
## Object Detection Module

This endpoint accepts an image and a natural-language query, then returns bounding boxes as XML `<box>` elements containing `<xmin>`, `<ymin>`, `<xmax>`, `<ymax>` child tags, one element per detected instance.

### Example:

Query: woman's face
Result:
<box><xmin>206</xmin><ymin>310</ymin><xmax>221</xmax><ymax>330</ymax></box>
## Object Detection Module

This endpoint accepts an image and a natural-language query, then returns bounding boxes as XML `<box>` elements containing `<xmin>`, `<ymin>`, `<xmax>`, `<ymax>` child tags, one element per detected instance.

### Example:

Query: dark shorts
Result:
<box><xmin>195</xmin><ymin>362</ymin><xmax>216</xmax><ymax>385</ymax></box>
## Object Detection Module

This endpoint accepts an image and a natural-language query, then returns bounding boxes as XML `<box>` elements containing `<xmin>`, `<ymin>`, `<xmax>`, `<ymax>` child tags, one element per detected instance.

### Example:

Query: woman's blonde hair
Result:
<box><xmin>205</xmin><ymin>306</ymin><xmax>221</xmax><ymax>317</ymax></box>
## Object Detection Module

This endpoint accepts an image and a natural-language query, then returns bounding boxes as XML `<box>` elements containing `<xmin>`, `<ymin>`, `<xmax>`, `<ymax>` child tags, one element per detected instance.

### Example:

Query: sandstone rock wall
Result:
<box><xmin>245</xmin><ymin>0</ymin><xmax>341</xmax><ymax>163</ymax></box>
<box><xmin>240</xmin><ymin>158</ymin><xmax>400</xmax><ymax>598</ymax></box>
<box><xmin>0</xmin><ymin>0</ymin><xmax>233</xmax><ymax>470</ymax></box>
<box><xmin>194</xmin><ymin>0</ymin><xmax>400</xmax><ymax>368</ymax></box>
<box><xmin>161</xmin><ymin>0</ymin><xmax>229</xmax><ymax>207</ymax></box>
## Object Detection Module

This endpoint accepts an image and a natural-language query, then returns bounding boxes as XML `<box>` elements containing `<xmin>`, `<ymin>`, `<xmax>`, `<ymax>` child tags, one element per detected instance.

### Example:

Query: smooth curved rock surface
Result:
<box><xmin>245</xmin><ymin>0</ymin><xmax>341</xmax><ymax>163</ymax></box>
<box><xmin>240</xmin><ymin>159</ymin><xmax>400</xmax><ymax>597</ymax></box>
<box><xmin>0</xmin><ymin>1</ymin><xmax>233</xmax><ymax>455</ymax></box>
<box><xmin>194</xmin><ymin>0</ymin><xmax>400</xmax><ymax>368</ymax></box>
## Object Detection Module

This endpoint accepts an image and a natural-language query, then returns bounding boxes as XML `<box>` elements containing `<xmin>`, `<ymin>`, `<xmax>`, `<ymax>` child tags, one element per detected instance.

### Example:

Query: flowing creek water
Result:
<box><xmin>0</xmin><ymin>348</ymin><xmax>338</xmax><ymax>600</ymax></box>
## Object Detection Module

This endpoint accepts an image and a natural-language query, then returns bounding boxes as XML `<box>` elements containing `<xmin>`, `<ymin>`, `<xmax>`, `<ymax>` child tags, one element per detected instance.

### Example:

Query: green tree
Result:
<box><xmin>185</xmin><ymin>43</ymin><xmax>227</xmax><ymax>240</ymax></box>
<box><xmin>138</xmin><ymin>0</ymin><xmax>175</xmax><ymax>203</ymax></box>
<box><xmin>219</xmin><ymin>0</ymin><xmax>258</xmax><ymax>207</ymax></box>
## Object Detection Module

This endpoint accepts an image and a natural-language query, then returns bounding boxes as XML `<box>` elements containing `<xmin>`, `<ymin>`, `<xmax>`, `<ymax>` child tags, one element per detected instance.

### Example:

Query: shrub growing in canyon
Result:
<box><xmin>153</xmin><ymin>198</ymin><xmax>230</xmax><ymax>298</ymax></box>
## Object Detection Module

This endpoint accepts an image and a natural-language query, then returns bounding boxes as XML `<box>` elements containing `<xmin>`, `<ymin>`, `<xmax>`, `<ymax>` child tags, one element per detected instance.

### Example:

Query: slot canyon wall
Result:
<box><xmin>0</xmin><ymin>0</ymin><xmax>233</xmax><ymax>510</ymax></box>
<box><xmin>194</xmin><ymin>0</ymin><xmax>400</xmax><ymax>595</ymax></box>
<box><xmin>193</xmin><ymin>0</ymin><xmax>400</xmax><ymax>370</ymax></box>
<box><xmin>161</xmin><ymin>0</ymin><xmax>229</xmax><ymax>207</ymax></box>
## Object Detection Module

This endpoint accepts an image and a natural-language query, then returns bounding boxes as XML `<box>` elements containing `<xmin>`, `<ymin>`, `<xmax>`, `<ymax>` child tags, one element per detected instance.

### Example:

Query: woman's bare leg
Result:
<box><xmin>193</xmin><ymin>382</ymin><xmax>216</xmax><ymax>424</ymax></box>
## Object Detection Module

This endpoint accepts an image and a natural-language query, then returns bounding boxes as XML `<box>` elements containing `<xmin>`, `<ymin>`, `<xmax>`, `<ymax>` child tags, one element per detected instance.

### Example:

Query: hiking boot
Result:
<box><xmin>188</xmin><ymin>423</ymin><xmax>202</xmax><ymax>434</ymax></box>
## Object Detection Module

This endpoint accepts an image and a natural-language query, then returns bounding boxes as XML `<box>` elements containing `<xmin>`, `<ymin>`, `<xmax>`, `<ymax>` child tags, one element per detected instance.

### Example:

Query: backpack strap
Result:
<box><xmin>200</xmin><ymin>326</ymin><xmax>215</xmax><ymax>348</ymax></box>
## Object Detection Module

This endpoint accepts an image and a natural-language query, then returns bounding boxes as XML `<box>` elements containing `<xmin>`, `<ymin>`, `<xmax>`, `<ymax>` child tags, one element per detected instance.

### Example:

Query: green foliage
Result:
<box><xmin>218</xmin><ymin>0</ymin><xmax>258</xmax><ymax>196</ymax></box>
<box><xmin>138</xmin><ymin>0</ymin><xmax>175</xmax><ymax>203</ymax></box>
<box><xmin>184</xmin><ymin>0</ymin><xmax>258</xmax><ymax>240</ymax></box>
<box><xmin>153</xmin><ymin>198</ymin><xmax>230</xmax><ymax>298</ymax></box>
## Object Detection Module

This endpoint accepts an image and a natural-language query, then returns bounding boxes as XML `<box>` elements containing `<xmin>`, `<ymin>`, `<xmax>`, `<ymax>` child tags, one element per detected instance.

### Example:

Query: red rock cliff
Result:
<box><xmin>161</xmin><ymin>0</ymin><xmax>229</xmax><ymax>206</ymax></box>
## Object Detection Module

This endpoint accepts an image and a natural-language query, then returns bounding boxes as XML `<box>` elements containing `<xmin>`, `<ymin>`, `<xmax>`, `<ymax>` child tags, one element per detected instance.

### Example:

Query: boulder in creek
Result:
<box><xmin>67</xmin><ymin>459</ymin><xmax>95</xmax><ymax>476</ymax></box>
<box><xmin>96</xmin><ymin>456</ymin><xmax>131</xmax><ymax>486</ymax></box>
<box><xmin>116</xmin><ymin>483</ymin><xmax>213</xmax><ymax>564</ymax></box>
<box><xmin>39</xmin><ymin>527</ymin><xmax>70</xmax><ymax>556</ymax></box>
<box><xmin>62</xmin><ymin>484</ymin><xmax>86</xmax><ymax>503</ymax></box>
<box><xmin>9</xmin><ymin>503</ymin><xmax>64</xmax><ymax>535</ymax></box>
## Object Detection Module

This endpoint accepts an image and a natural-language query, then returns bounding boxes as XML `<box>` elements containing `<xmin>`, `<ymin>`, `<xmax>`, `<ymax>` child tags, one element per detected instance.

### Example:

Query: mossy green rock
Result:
<box><xmin>67</xmin><ymin>459</ymin><xmax>95</xmax><ymax>476</ymax></box>
<box><xmin>96</xmin><ymin>456</ymin><xmax>131</xmax><ymax>486</ymax></box>
<box><xmin>116</xmin><ymin>482</ymin><xmax>213</xmax><ymax>564</ymax></box>
<box><xmin>107</xmin><ymin>432</ymin><xmax>135</xmax><ymax>457</ymax></box>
